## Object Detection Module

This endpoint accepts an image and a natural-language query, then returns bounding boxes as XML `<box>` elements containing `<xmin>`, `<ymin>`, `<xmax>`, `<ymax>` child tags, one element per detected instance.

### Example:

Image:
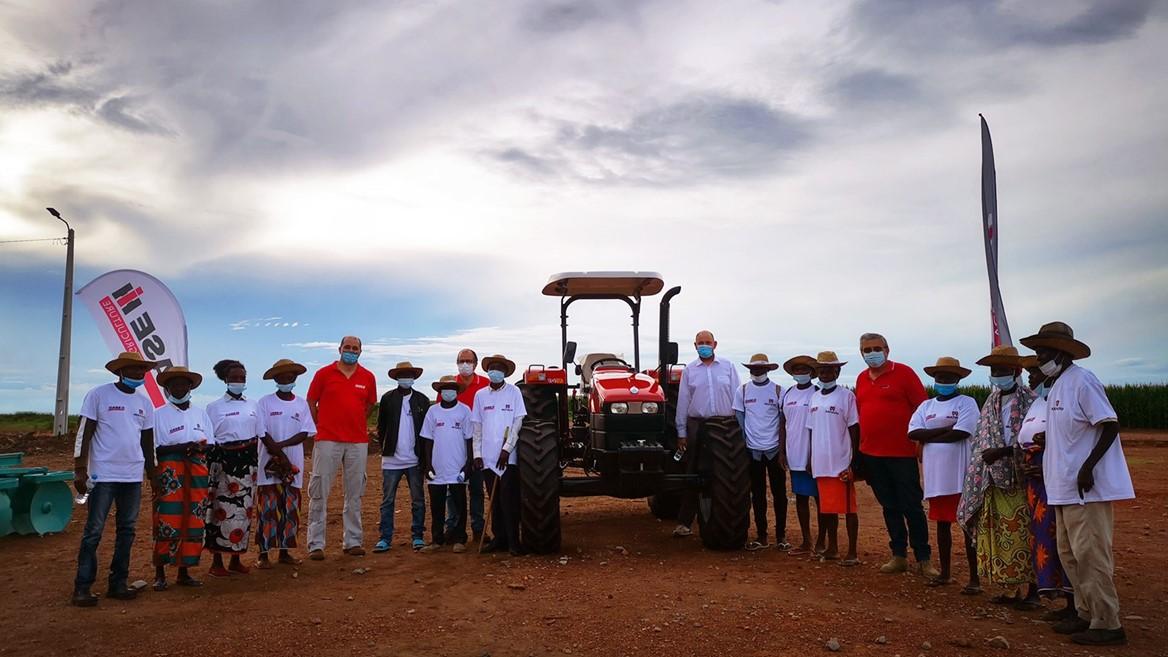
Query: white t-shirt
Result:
<box><xmin>1045</xmin><ymin>365</ymin><xmax>1135</xmax><ymax>505</ymax></box>
<box><xmin>806</xmin><ymin>386</ymin><xmax>859</xmax><ymax>478</ymax></box>
<box><xmin>421</xmin><ymin>402</ymin><xmax>473</xmax><ymax>485</ymax></box>
<box><xmin>152</xmin><ymin>403</ymin><xmax>214</xmax><ymax>448</ymax></box>
<box><xmin>78</xmin><ymin>382</ymin><xmax>154</xmax><ymax>483</ymax></box>
<box><xmin>908</xmin><ymin>395</ymin><xmax>979</xmax><ymax>498</ymax></box>
<box><xmin>1017</xmin><ymin>397</ymin><xmax>1047</xmax><ymax>448</ymax></box>
<box><xmin>781</xmin><ymin>384</ymin><xmax>817</xmax><ymax>472</ymax></box>
<box><xmin>206</xmin><ymin>395</ymin><xmax>265</xmax><ymax>444</ymax></box>
<box><xmin>382</xmin><ymin>399</ymin><xmax>419</xmax><ymax>470</ymax></box>
<box><xmin>732</xmin><ymin>380</ymin><xmax>782</xmax><ymax>452</ymax></box>
<box><xmin>256</xmin><ymin>393</ymin><xmax>317</xmax><ymax>488</ymax></box>
<box><xmin>472</xmin><ymin>384</ymin><xmax>527</xmax><ymax>475</ymax></box>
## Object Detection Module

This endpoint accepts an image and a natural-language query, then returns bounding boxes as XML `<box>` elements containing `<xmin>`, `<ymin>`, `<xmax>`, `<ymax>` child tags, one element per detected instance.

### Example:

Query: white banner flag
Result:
<box><xmin>980</xmin><ymin>114</ymin><xmax>1012</xmax><ymax>348</ymax></box>
<box><xmin>76</xmin><ymin>269</ymin><xmax>189</xmax><ymax>408</ymax></box>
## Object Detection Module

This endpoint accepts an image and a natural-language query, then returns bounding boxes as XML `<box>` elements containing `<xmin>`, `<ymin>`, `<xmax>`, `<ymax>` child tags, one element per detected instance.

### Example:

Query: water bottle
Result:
<box><xmin>74</xmin><ymin>478</ymin><xmax>93</xmax><ymax>505</ymax></box>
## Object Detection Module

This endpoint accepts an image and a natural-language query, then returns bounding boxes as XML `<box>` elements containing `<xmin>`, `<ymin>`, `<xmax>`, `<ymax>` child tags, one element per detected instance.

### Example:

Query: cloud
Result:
<box><xmin>828</xmin><ymin>69</ymin><xmax>923</xmax><ymax>107</ymax></box>
<box><xmin>489</xmin><ymin>95</ymin><xmax>812</xmax><ymax>184</ymax></box>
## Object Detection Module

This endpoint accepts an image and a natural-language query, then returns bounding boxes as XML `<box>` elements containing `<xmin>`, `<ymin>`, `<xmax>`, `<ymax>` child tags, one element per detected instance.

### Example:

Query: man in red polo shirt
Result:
<box><xmin>305</xmin><ymin>335</ymin><xmax>378</xmax><ymax>560</ymax></box>
<box><xmin>854</xmin><ymin>332</ymin><xmax>936</xmax><ymax>577</ymax></box>
<box><xmin>448</xmin><ymin>348</ymin><xmax>488</xmax><ymax>543</ymax></box>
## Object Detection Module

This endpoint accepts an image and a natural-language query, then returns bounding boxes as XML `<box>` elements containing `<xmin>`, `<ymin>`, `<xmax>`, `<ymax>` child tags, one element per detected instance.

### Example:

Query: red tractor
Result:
<box><xmin>515</xmin><ymin>271</ymin><xmax>750</xmax><ymax>553</ymax></box>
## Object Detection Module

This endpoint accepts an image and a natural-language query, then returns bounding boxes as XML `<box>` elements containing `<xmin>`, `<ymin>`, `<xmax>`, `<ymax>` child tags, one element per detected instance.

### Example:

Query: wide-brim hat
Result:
<box><xmin>156</xmin><ymin>366</ymin><xmax>203</xmax><ymax>389</ymax></box>
<box><xmin>104</xmin><ymin>351</ymin><xmax>158</xmax><ymax>374</ymax></box>
<box><xmin>1019</xmin><ymin>321</ymin><xmax>1091</xmax><ymax>360</ymax></box>
<box><xmin>976</xmin><ymin>344</ymin><xmax>1023</xmax><ymax>368</ymax></box>
<box><xmin>741</xmin><ymin>353</ymin><xmax>779</xmax><ymax>371</ymax></box>
<box><xmin>264</xmin><ymin>358</ymin><xmax>307</xmax><ymax>380</ymax></box>
<box><xmin>388</xmin><ymin>361</ymin><xmax>424</xmax><ymax>380</ymax></box>
<box><xmin>432</xmin><ymin>375</ymin><xmax>460</xmax><ymax>392</ymax></box>
<box><xmin>814</xmin><ymin>351</ymin><xmax>847</xmax><ymax>368</ymax></box>
<box><xmin>923</xmin><ymin>356</ymin><xmax>971</xmax><ymax>379</ymax></box>
<box><xmin>783</xmin><ymin>355</ymin><xmax>818</xmax><ymax>375</ymax></box>
<box><xmin>481</xmin><ymin>354</ymin><xmax>516</xmax><ymax>377</ymax></box>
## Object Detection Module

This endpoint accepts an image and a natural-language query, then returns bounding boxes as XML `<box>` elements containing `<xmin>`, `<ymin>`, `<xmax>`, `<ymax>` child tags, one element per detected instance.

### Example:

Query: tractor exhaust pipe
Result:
<box><xmin>658</xmin><ymin>286</ymin><xmax>681</xmax><ymax>382</ymax></box>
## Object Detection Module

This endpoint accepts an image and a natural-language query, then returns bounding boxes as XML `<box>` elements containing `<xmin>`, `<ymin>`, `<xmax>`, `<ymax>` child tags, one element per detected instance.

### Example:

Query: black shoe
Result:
<box><xmin>481</xmin><ymin>540</ymin><xmax>507</xmax><ymax>554</ymax></box>
<box><xmin>1071</xmin><ymin>628</ymin><xmax>1127</xmax><ymax>646</ymax></box>
<box><xmin>71</xmin><ymin>589</ymin><xmax>99</xmax><ymax>607</ymax></box>
<box><xmin>106</xmin><ymin>585</ymin><xmax>138</xmax><ymax>601</ymax></box>
<box><xmin>1053</xmin><ymin>616</ymin><xmax>1091</xmax><ymax>635</ymax></box>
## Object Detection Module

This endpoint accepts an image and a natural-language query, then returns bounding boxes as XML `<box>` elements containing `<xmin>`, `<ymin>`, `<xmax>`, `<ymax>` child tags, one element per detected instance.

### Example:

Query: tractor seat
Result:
<box><xmin>579</xmin><ymin>352</ymin><xmax>627</xmax><ymax>386</ymax></box>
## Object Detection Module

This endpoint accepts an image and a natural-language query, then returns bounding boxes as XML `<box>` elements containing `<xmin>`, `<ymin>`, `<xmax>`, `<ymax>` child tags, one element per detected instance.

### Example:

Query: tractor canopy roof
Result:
<box><xmin>542</xmin><ymin>271</ymin><xmax>664</xmax><ymax>297</ymax></box>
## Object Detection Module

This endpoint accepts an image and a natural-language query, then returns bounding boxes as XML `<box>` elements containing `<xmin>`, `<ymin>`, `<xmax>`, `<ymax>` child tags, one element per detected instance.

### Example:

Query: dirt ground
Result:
<box><xmin>2</xmin><ymin>432</ymin><xmax>1166</xmax><ymax>657</ymax></box>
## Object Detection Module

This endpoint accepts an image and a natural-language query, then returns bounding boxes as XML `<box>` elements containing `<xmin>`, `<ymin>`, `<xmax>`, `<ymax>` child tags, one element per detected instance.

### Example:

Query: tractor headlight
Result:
<box><xmin>609</xmin><ymin>402</ymin><xmax>628</xmax><ymax>414</ymax></box>
<box><xmin>641</xmin><ymin>402</ymin><xmax>659</xmax><ymax>414</ymax></box>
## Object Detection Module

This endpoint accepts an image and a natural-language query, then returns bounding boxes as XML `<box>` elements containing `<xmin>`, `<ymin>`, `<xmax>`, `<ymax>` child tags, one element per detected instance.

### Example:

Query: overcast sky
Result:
<box><xmin>2</xmin><ymin>0</ymin><xmax>1166</xmax><ymax>412</ymax></box>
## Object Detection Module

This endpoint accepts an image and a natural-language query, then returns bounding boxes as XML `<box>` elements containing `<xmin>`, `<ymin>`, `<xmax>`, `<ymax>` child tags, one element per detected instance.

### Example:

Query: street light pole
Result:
<box><xmin>46</xmin><ymin>207</ymin><xmax>74</xmax><ymax>437</ymax></box>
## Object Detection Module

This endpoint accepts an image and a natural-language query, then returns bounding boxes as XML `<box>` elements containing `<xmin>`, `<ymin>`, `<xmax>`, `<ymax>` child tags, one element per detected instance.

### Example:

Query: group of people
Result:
<box><xmin>69</xmin><ymin>322</ymin><xmax>1134</xmax><ymax>647</ymax></box>
<box><xmin>674</xmin><ymin>323</ymin><xmax>1133</xmax><ymax>648</ymax></box>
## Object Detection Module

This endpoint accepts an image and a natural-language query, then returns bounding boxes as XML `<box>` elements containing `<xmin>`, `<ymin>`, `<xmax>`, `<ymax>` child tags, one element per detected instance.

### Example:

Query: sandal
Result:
<box><xmin>152</xmin><ymin>579</ymin><xmax>169</xmax><ymax>592</ymax></box>
<box><xmin>960</xmin><ymin>584</ymin><xmax>983</xmax><ymax>596</ymax></box>
<box><xmin>840</xmin><ymin>558</ymin><xmax>861</xmax><ymax>567</ymax></box>
<box><xmin>926</xmin><ymin>576</ymin><xmax>955</xmax><ymax>587</ymax></box>
<box><xmin>745</xmin><ymin>540</ymin><xmax>769</xmax><ymax>552</ymax></box>
<box><xmin>775</xmin><ymin>542</ymin><xmax>792</xmax><ymax>552</ymax></box>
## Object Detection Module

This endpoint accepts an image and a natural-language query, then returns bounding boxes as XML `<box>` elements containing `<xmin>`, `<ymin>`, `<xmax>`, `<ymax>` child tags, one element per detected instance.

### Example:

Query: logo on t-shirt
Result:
<box><xmin>1051</xmin><ymin>399</ymin><xmax>1064</xmax><ymax>412</ymax></box>
<box><xmin>483</xmin><ymin>405</ymin><xmax>496</xmax><ymax>412</ymax></box>
<box><xmin>107</xmin><ymin>405</ymin><xmax>126</xmax><ymax>412</ymax></box>
<box><xmin>269</xmin><ymin>411</ymin><xmax>283</xmax><ymax>417</ymax></box>
<box><xmin>169</xmin><ymin>425</ymin><xmax>185</xmax><ymax>434</ymax></box>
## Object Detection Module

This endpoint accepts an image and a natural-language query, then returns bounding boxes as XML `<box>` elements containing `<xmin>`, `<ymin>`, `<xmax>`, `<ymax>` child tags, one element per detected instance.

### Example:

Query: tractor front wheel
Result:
<box><xmin>519</xmin><ymin>419</ymin><xmax>561</xmax><ymax>554</ymax></box>
<box><xmin>696</xmin><ymin>416</ymin><xmax>750</xmax><ymax>550</ymax></box>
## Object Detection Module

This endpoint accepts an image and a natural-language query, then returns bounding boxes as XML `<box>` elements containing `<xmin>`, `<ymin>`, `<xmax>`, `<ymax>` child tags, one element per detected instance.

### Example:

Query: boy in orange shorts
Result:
<box><xmin>806</xmin><ymin>351</ymin><xmax>860</xmax><ymax>565</ymax></box>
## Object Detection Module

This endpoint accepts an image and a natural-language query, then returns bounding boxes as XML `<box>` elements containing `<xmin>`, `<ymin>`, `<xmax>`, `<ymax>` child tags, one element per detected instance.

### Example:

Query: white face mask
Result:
<box><xmin>820</xmin><ymin>380</ymin><xmax>837</xmax><ymax>391</ymax></box>
<box><xmin>751</xmin><ymin>374</ymin><xmax>769</xmax><ymax>384</ymax></box>
<box><xmin>457</xmin><ymin>362</ymin><xmax>474</xmax><ymax>376</ymax></box>
<box><xmin>1039</xmin><ymin>358</ymin><xmax>1062</xmax><ymax>377</ymax></box>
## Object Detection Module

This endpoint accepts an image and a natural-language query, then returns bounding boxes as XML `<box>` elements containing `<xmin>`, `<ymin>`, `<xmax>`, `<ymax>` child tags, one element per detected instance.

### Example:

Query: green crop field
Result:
<box><xmin>928</xmin><ymin>384</ymin><xmax>1168</xmax><ymax>430</ymax></box>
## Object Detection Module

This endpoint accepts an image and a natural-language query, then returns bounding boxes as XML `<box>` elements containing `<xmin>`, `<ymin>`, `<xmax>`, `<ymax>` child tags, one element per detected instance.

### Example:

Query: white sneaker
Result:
<box><xmin>451</xmin><ymin>543</ymin><xmax>467</xmax><ymax>553</ymax></box>
<box><xmin>672</xmin><ymin>524</ymin><xmax>693</xmax><ymax>537</ymax></box>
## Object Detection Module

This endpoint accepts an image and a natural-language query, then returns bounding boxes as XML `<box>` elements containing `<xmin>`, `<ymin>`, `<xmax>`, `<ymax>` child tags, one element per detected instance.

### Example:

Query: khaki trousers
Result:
<box><xmin>307</xmin><ymin>440</ymin><xmax>368</xmax><ymax>551</ymax></box>
<box><xmin>1055</xmin><ymin>502</ymin><xmax>1121</xmax><ymax>630</ymax></box>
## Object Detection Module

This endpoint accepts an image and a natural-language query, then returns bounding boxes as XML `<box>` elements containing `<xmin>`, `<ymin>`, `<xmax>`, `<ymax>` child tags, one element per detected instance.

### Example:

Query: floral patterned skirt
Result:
<box><xmin>204</xmin><ymin>440</ymin><xmax>257</xmax><ymax>553</ymax></box>
<box><xmin>153</xmin><ymin>451</ymin><xmax>209</xmax><ymax>567</ymax></box>
<box><xmin>1024</xmin><ymin>465</ymin><xmax>1072</xmax><ymax>594</ymax></box>
<box><xmin>976</xmin><ymin>486</ymin><xmax>1034</xmax><ymax>587</ymax></box>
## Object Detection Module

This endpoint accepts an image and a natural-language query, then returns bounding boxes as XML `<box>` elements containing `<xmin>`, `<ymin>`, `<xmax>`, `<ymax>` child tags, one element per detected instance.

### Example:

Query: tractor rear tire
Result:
<box><xmin>520</xmin><ymin>383</ymin><xmax>558</xmax><ymax>424</ymax></box>
<box><xmin>696</xmin><ymin>416</ymin><xmax>750</xmax><ymax>550</ymax></box>
<box><xmin>519</xmin><ymin>419</ymin><xmax>561</xmax><ymax>554</ymax></box>
<box><xmin>647</xmin><ymin>492</ymin><xmax>681</xmax><ymax>521</ymax></box>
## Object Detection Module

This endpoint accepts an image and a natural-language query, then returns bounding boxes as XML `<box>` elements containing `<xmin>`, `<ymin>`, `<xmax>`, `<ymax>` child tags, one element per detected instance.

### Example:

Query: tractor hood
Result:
<box><xmin>591</xmin><ymin>368</ymin><xmax>664</xmax><ymax>403</ymax></box>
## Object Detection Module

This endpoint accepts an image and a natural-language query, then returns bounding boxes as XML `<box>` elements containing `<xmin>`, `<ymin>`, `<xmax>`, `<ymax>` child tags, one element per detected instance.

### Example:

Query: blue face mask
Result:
<box><xmin>989</xmin><ymin>375</ymin><xmax>1016</xmax><ymax>390</ymax></box>
<box><xmin>397</xmin><ymin>378</ymin><xmax>414</xmax><ymax>389</ymax></box>
<box><xmin>227</xmin><ymin>383</ymin><xmax>246</xmax><ymax>396</ymax></box>
<box><xmin>121</xmin><ymin>376</ymin><xmax>145</xmax><ymax>389</ymax></box>
<box><xmin>696</xmin><ymin>345</ymin><xmax>714</xmax><ymax>359</ymax></box>
<box><xmin>276</xmin><ymin>382</ymin><xmax>296</xmax><ymax>393</ymax></box>
<box><xmin>1034</xmin><ymin>382</ymin><xmax>1047</xmax><ymax>399</ymax></box>
<box><xmin>441</xmin><ymin>389</ymin><xmax>458</xmax><ymax>403</ymax></box>
<box><xmin>167</xmin><ymin>392</ymin><xmax>191</xmax><ymax>405</ymax></box>
<box><xmin>820</xmin><ymin>380</ymin><xmax>837</xmax><ymax>391</ymax></box>
<box><xmin>487</xmin><ymin>370</ymin><xmax>505</xmax><ymax>384</ymax></box>
<box><xmin>792</xmin><ymin>374</ymin><xmax>812</xmax><ymax>385</ymax></box>
<box><xmin>340</xmin><ymin>352</ymin><xmax>359</xmax><ymax>365</ymax></box>
<box><xmin>934</xmin><ymin>382</ymin><xmax>959</xmax><ymax>396</ymax></box>
<box><xmin>862</xmin><ymin>351</ymin><xmax>886</xmax><ymax>368</ymax></box>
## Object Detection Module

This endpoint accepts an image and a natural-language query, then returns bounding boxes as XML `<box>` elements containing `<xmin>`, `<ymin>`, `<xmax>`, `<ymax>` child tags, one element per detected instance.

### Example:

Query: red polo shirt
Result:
<box><xmin>455</xmin><ymin>373</ymin><xmax>489</xmax><ymax>408</ymax></box>
<box><xmin>306</xmin><ymin>362</ymin><xmax>377</xmax><ymax>442</ymax></box>
<box><xmin>854</xmin><ymin>361</ymin><xmax>927</xmax><ymax>458</ymax></box>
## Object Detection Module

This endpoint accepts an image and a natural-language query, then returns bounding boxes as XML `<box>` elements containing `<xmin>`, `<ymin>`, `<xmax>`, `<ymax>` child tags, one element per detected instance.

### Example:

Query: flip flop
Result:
<box><xmin>926</xmin><ymin>577</ymin><xmax>955</xmax><ymax>587</ymax></box>
<box><xmin>152</xmin><ymin>579</ymin><xmax>169</xmax><ymax>592</ymax></box>
<box><xmin>745</xmin><ymin>541</ymin><xmax>769</xmax><ymax>552</ymax></box>
<box><xmin>775</xmin><ymin>542</ymin><xmax>792</xmax><ymax>552</ymax></box>
<box><xmin>840</xmin><ymin>558</ymin><xmax>861</xmax><ymax>567</ymax></box>
<box><xmin>960</xmin><ymin>585</ymin><xmax>983</xmax><ymax>596</ymax></box>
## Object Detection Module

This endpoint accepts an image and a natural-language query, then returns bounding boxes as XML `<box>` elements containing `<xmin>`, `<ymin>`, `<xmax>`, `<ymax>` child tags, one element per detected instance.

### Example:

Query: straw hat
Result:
<box><xmin>263</xmin><ymin>358</ymin><xmax>307</xmax><ymax>380</ymax></box>
<box><xmin>432</xmin><ymin>375</ymin><xmax>460</xmax><ymax>392</ymax></box>
<box><xmin>1020</xmin><ymin>355</ymin><xmax>1040</xmax><ymax>370</ymax></box>
<box><xmin>104</xmin><ymin>351</ymin><xmax>157</xmax><ymax>374</ymax></box>
<box><xmin>481</xmin><ymin>354</ymin><xmax>517</xmax><ymax>377</ymax></box>
<box><xmin>388</xmin><ymin>361</ymin><xmax>424</xmax><ymax>380</ymax></box>
<box><xmin>782</xmin><ymin>355</ymin><xmax>818</xmax><ymax>375</ymax></box>
<box><xmin>1019</xmin><ymin>321</ymin><xmax>1091</xmax><ymax>360</ymax></box>
<box><xmin>923</xmin><ymin>356</ymin><xmax>972</xmax><ymax>379</ymax></box>
<box><xmin>741</xmin><ymin>353</ymin><xmax>779</xmax><ymax>371</ymax></box>
<box><xmin>976</xmin><ymin>344</ymin><xmax>1023</xmax><ymax>368</ymax></box>
<box><xmin>814</xmin><ymin>351</ymin><xmax>847</xmax><ymax>367</ymax></box>
<box><xmin>156</xmin><ymin>366</ymin><xmax>203</xmax><ymax>389</ymax></box>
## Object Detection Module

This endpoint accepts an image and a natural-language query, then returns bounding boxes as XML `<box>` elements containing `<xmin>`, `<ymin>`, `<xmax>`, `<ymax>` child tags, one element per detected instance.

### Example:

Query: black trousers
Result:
<box><xmin>863</xmin><ymin>454</ymin><xmax>932</xmax><ymax>561</ymax></box>
<box><xmin>428</xmin><ymin>483</ymin><xmax>467</xmax><ymax>545</ymax></box>
<box><xmin>483</xmin><ymin>467</ymin><xmax>520</xmax><ymax>549</ymax></box>
<box><xmin>749</xmin><ymin>451</ymin><xmax>787</xmax><ymax>542</ymax></box>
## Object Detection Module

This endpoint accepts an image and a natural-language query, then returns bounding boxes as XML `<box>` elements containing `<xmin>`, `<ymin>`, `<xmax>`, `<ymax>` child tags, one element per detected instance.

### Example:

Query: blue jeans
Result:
<box><xmin>380</xmin><ymin>467</ymin><xmax>425</xmax><ymax>542</ymax></box>
<box><xmin>74</xmin><ymin>481</ymin><xmax>141</xmax><ymax>590</ymax></box>
<box><xmin>446</xmin><ymin>467</ymin><xmax>484</xmax><ymax>535</ymax></box>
